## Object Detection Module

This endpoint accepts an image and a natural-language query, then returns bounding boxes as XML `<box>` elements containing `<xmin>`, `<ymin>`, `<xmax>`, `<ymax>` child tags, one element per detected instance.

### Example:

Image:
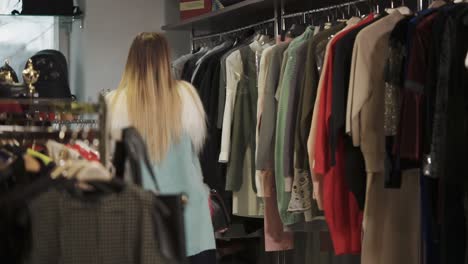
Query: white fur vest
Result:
<box><xmin>105</xmin><ymin>81</ymin><xmax>207</xmax><ymax>155</ymax></box>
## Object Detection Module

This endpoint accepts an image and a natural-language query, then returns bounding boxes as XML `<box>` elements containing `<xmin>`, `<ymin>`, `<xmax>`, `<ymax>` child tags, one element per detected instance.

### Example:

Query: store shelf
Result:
<box><xmin>0</xmin><ymin>14</ymin><xmax>83</xmax><ymax>25</ymax></box>
<box><xmin>162</xmin><ymin>0</ymin><xmax>275</xmax><ymax>35</ymax></box>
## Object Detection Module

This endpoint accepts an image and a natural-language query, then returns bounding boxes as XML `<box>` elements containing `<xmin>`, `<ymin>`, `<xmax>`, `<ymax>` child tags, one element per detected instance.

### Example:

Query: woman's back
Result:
<box><xmin>106</xmin><ymin>81</ymin><xmax>216</xmax><ymax>257</ymax></box>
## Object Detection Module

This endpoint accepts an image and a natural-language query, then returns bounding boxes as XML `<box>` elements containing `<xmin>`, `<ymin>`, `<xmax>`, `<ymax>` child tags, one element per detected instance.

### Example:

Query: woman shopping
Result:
<box><xmin>106</xmin><ymin>32</ymin><xmax>217</xmax><ymax>264</ymax></box>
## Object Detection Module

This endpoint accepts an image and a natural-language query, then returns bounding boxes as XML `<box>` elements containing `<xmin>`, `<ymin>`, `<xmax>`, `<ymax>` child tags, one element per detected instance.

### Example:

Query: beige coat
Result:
<box><xmin>347</xmin><ymin>11</ymin><xmax>421</xmax><ymax>264</ymax></box>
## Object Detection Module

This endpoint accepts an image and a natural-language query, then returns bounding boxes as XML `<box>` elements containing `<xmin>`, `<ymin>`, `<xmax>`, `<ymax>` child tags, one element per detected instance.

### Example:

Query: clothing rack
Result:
<box><xmin>0</xmin><ymin>95</ymin><xmax>107</xmax><ymax>163</ymax></box>
<box><xmin>190</xmin><ymin>0</ymin><xmax>368</xmax><ymax>47</ymax></box>
<box><xmin>0</xmin><ymin>98</ymin><xmax>101</xmax><ymax>112</ymax></box>
<box><xmin>282</xmin><ymin>0</ymin><xmax>367</xmax><ymax>19</ymax></box>
<box><xmin>192</xmin><ymin>18</ymin><xmax>276</xmax><ymax>41</ymax></box>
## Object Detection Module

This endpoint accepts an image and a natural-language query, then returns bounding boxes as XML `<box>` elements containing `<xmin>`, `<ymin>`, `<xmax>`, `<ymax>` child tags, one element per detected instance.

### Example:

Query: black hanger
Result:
<box><xmin>286</xmin><ymin>21</ymin><xmax>306</xmax><ymax>38</ymax></box>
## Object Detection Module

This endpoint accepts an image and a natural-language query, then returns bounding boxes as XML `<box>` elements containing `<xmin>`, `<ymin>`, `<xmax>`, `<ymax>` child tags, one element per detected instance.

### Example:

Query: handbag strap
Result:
<box><xmin>121</xmin><ymin>127</ymin><xmax>160</xmax><ymax>192</ymax></box>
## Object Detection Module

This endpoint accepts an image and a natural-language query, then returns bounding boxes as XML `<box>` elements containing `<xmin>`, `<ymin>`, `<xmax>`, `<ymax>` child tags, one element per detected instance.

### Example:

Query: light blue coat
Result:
<box><xmin>141</xmin><ymin>134</ymin><xmax>216</xmax><ymax>257</ymax></box>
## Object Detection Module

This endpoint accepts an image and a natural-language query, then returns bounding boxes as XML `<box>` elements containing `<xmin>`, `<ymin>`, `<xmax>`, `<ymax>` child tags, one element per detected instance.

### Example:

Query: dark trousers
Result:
<box><xmin>189</xmin><ymin>250</ymin><xmax>217</xmax><ymax>264</ymax></box>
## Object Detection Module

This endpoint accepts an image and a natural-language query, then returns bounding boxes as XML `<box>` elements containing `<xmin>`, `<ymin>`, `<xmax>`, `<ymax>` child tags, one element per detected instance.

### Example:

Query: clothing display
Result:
<box><xmin>347</xmin><ymin>10</ymin><xmax>413</xmax><ymax>263</ymax></box>
<box><xmin>171</xmin><ymin>1</ymin><xmax>468</xmax><ymax>262</ymax></box>
<box><xmin>258</xmin><ymin>41</ymin><xmax>296</xmax><ymax>252</ymax></box>
<box><xmin>274</xmin><ymin>29</ymin><xmax>313</xmax><ymax>226</ymax></box>
<box><xmin>0</xmin><ymin>115</ymin><xmax>175</xmax><ymax>264</ymax></box>
<box><xmin>314</xmin><ymin>15</ymin><xmax>374</xmax><ymax>255</ymax></box>
<box><xmin>12</xmin><ymin>0</ymin><xmax>468</xmax><ymax>264</ymax></box>
<box><xmin>7</xmin><ymin>1</ymin><xmax>465</xmax><ymax>263</ymax></box>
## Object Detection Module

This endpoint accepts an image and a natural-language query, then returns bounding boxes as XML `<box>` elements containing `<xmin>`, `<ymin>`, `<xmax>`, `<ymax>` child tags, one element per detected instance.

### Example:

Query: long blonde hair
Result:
<box><xmin>116</xmin><ymin>32</ymin><xmax>182</xmax><ymax>162</ymax></box>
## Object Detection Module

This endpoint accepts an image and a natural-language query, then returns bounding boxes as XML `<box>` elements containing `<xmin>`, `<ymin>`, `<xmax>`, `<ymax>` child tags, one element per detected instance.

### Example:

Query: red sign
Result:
<box><xmin>180</xmin><ymin>0</ymin><xmax>212</xmax><ymax>20</ymax></box>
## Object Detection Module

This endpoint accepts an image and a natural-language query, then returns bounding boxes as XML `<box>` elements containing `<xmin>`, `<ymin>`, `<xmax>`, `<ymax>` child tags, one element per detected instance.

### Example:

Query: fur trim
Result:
<box><xmin>178</xmin><ymin>81</ymin><xmax>207</xmax><ymax>153</ymax></box>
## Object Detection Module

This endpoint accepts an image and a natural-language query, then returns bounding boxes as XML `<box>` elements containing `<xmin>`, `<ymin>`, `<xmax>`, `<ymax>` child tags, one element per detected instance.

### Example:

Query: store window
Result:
<box><xmin>0</xmin><ymin>0</ymin><xmax>22</xmax><ymax>14</ymax></box>
<box><xmin>0</xmin><ymin>15</ymin><xmax>59</xmax><ymax>82</ymax></box>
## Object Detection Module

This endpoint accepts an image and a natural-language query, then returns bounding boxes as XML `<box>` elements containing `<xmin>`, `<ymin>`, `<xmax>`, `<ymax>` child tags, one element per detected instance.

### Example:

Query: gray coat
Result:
<box><xmin>27</xmin><ymin>185</ymin><xmax>170</xmax><ymax>264</ymax></box>
<box><xmin>256</xmin><ymin>42</ymin><xmax>290</xmax><ymax>170</ymax></box>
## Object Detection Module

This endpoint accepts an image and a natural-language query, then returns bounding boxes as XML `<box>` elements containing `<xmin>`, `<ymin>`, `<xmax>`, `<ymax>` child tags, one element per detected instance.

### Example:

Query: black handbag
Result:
<box><xmin>27</xmin><ymin>50</ymin><xmax>73</xmax><ymax>99</ymax></box>
<box><xmin>209</xmin><ymin>190</ymin><xmax>231</xmax><ymax>233</ymax></box>
<box><xmin>113</xmin><ymin>127</ymin><xmax>188</xmax><ymax>263</ymax></box>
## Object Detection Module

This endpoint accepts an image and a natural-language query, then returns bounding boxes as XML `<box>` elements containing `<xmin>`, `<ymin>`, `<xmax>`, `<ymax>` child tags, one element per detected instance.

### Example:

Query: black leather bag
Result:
<box><xmin>27</xmin><ymin>50</ymin><xmax>72</xmax><ymax>99</ymax></box>
<box><xmin>113</xmin><ymin>127</ymin><xmax>188</xmax><ymax>263</ymax></box>
<box><xmin>209</xmin><ymin>190</ymin><xmax>231</xmax><ymax>233</ymax></box>
<box><xmin>21</xmin><ymin>0</ymin><xmax>74</xmax><ymax>15</ymax></box>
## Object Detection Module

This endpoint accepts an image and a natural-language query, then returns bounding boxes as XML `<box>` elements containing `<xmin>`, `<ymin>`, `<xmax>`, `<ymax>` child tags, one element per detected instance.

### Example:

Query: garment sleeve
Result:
<box><xmin>350</xmin><ymin>36</ymin><xmax>374</xmax><ymax>149</ymax></box>
<box><xmin>255</xmin><ymin>47</ymin><xmax>272</xmax><ymax>197</ymax></box>
<box><xmin>295</xmin><ymin>39</ymin><xmax>318</xmax><ymax>171</ymax></box>
<box><xmin>308</xmin><ymin>64</ymin><xmax>327</xmax><ymax>175</ymax></box>
<box><xmin>312</xmin><ymin>68</ymin><xmax>330</xmax><ymax>176</ymax></box>
<box><xmin>313</xmin><ymin>38</ymin><xmax>337</xmax><ymax>177</ymax></box>
<box><xmin>350</xmin><ymin>24</ymin><xmax>390</xmax><ymax>174</ymax></box>
<box><xmin>217</xmin><ymin>55</ymin><xmax>228</xmax><ymax>129</ymax></box>
<box><xmin>346</xmin><ymin>36</ymin><xmax>362</xmax><ymax>146</ymax></box>
<box><xmin>257</xmin><ymin>47</ymin><xmax>271</xmax><ymax>127</ymax></box>
<box><xmin>307</xmin><ymin>42</ymin><xmax>331</xmax><ymax>210</ymax></box>
<box><xmin>284</xmin><ymin>46</ymin><xmax>308</xmax><ymax>190</ymax></box>
<box><xmin>399</xmin><ymin>22</ymin><xmax>429</xmax><ymax>161</ymax></box>
<box><xmin>225</xmin><ymin>84</ymin><xmax>249</xmax><ymax>191</ymax></box>
<box><xmin>256</xmin><ymin>48</ymin><xmax>282</xmax><ymax>170</ymax></box>
<box><xmin>329</xmin><ymin>38</ymin><xmax>352</xmax><ymax>166</ymax></box>
<box><xmin>219</xmin><ymin>51</ymin><xmax>242</xmax><ymax>163</ymax></box>
<box><xmin>275</xmin><ymin>50</ymin><xmax>289</xmax><ymax>101</ymax></box>
<box><xmin>275</xmin><ymin>49</ymin><xmax>292</xmax><ymax>192</ymax></box>
<box><xmin>346</xmin><ymin>39</ymin><xmax>356</xmax><ymax>137</ymax></box>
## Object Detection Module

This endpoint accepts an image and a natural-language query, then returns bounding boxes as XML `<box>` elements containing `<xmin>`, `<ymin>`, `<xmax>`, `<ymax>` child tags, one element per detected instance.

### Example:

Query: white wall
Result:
<box><xmin>70</xmin><ymin>0</ymin><xmax>190</xmax><ymax>101</ymax></box>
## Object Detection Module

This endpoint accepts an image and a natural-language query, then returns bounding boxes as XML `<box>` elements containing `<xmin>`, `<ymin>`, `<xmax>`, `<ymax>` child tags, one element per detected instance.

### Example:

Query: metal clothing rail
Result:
<box><xmin>192</xmin><ymin>18</ymin><xmax>276</xmax><ymax>41</ymax></box>
<box><xmin>0</xmin><ymin>95</ymin><xmax>108</xmax><ymax>163</ymax></box>
<box><xmin>0</xmin><ymin>99</ymin><xmax>102</xmax><ymax>114</ymax></box>
<box><xmin>282</xmin><ymin>0</ymin><xmax>367</xmax><ymax>19</ymax></box>
<box><xmin>191</xmin><ymin>0</ymin><xmax>367</xmax><ymax>43</ymax></box>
